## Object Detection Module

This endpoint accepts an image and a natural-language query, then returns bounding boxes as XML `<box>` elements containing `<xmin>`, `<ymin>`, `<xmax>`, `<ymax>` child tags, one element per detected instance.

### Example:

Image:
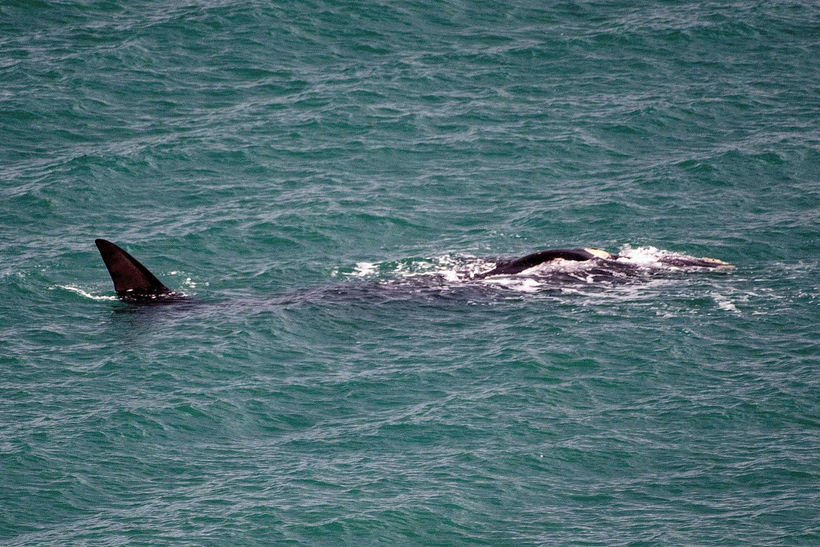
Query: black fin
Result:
<box><xmin>95</xmin><ymin>239</ymin><xmax>173</xmax><ymax>301</ymax></box>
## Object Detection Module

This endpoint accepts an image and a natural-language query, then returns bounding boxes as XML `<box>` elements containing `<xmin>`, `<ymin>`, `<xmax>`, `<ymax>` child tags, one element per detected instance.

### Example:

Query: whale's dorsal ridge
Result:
<box><xmin>476</xmin><ymin>248</ymin><xmax>601</xmax><ymax>278</ymax></box>
<box><xmin>94</xmin><ymin>239</ymin><xmax>173</xmax><ymax>301</ymax></box>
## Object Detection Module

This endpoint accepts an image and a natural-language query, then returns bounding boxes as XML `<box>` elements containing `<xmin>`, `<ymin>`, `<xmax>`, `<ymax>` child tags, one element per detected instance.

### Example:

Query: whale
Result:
<box><xmin>94</xmin><ymin>239</ymin><xmax>729</xmax><ymax>303</ymax></box>
<box><xmin>473</xmin><ymin>247</ymin><xmax>728</xmax><ymax>278</ymax></box>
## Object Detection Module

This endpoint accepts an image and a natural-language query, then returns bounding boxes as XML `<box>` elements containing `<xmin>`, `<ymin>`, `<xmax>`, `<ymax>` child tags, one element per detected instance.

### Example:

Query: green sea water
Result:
<box><xmin>1</xmin><ymin>1</ymin><xmax>818</xmax><ymax>543</ymax></box>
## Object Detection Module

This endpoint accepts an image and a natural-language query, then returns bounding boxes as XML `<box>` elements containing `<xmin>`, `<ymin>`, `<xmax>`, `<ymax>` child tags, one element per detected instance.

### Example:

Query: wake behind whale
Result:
<box><xmin>93</xmin><ymin>239</ymin><xmax>732</xmax><ymax>304</ymax></box>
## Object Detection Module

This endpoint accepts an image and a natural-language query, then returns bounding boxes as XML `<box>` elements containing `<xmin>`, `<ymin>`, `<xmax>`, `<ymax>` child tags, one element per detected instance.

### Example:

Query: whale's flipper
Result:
<box><xmin>95</xmin><ymin>239</ymin><xmax>176</xmax><ymax>302</ymax></box>
<box><xmin>476</xmin><ymin>248</ymin><xmax>608</xmax><ymax>278</ymax></box>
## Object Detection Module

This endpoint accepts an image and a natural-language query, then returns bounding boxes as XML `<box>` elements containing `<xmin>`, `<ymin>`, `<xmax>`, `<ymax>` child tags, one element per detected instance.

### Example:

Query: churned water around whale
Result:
<box><xmin>2</xmin><ymin>1</ymin><xmax>818</xmax><ymax>544</ymax></box>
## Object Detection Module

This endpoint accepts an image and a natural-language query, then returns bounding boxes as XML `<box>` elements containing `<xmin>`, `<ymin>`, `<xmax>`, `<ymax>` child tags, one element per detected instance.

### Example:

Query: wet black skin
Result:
<box><xmin>474</xmin><ymin>248</ymin><xmax>603</xmax><ymax>278</ymax></box>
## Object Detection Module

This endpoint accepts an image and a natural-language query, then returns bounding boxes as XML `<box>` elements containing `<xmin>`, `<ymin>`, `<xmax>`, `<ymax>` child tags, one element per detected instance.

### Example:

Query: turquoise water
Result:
<box><xmin>2</xmin><ymin>0</ymin><xmax>818</xmax><ymax>543</ymax></box>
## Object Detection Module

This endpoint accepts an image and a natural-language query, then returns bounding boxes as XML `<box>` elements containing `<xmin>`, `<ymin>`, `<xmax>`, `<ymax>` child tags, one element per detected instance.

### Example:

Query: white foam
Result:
<box><xmin>520</xmin><ymin>257</ymin><xmax>590</xmax><ymax>275</ymax></box>
<box><xmin>347</xmin><ymin>262</ymin><xmax>378</xmax><ymax>277</ymax></box>
<box><xmin>56</xmin><ymin>285</ymin><xmax>117</xmax><ymax>301</ymax></box>
<box><xmin>169</xmin><ymin>271</ymin><xmax>204</xmax><ymax>288</ymax></box>
<box><xmin>615</xmin><ymin>245</ymin><xmax>666</xmax><ymax>266</ymax></box>
<box><xmin>712</xmin><ymin>292</ymin><xmax>739</xmax><ymax>313</ymax></box>
<box><xmin>482</xmin><ymin>276</ymin><xmax>542</xmax><ymax>292</ymax></box>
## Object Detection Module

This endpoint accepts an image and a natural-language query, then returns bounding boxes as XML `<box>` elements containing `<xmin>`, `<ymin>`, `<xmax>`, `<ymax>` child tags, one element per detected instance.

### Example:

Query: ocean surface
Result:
<box><xmin>1</xmin><ymin>0</ymin><xmax>818</xmax><ymax>543</ymax></box>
